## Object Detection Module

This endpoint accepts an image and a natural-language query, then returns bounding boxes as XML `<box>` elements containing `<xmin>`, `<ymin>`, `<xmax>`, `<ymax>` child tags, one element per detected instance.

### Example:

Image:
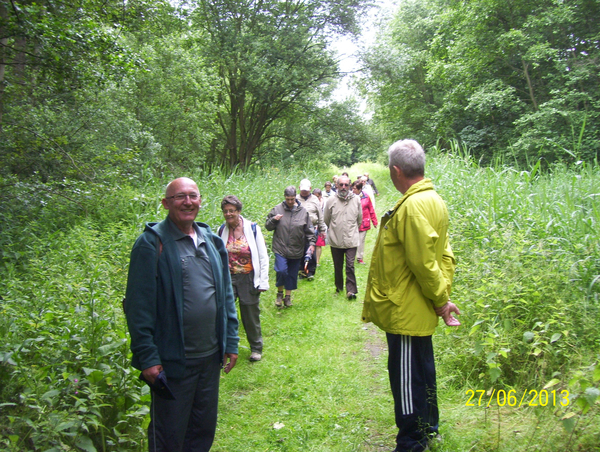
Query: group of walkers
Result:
<box><xmin>124</xmin><ymin>140</ymin><xmax>462</xmax><ymax>452</ymax></box>
<box><xmin>266</xmin><ymin>173</ymin><xmax>379</xmax><ymax>300</ymax></box>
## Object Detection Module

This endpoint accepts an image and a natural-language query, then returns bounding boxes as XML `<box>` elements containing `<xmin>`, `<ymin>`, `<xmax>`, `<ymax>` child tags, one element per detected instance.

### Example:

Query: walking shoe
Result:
<box><xmin>357</xmin><ymin>258</ymin><xmax>365</xmax><ymax>264</ymax></box>
<box><xmin>275</xmin><ymin>292</ymin><xmax>283</xmax><ymax>308</ymax></box>
<box><xmin>307</xmin><ymin>274</ymin><xmax>314</xmax><ymax>281</ymax></box>
<box><xmin>283</xmin><ymin>295</ymin><xmax>292</xmax><ymax>307</ymax></box>
<box><xmin>249</xmin><ymin>352</ymin><xmax>262</xmax><ymax>362</ymax></box>
<box><xmin>347</xmin><ymin>292</ymin><xmax>357</xmax><ymax>300</ymax></box>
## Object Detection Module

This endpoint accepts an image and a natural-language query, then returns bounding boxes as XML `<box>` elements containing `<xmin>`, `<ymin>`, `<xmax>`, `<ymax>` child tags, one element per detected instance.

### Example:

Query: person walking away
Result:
<box><xmin>352</xmin><ymin>181</ymin><xmax>377</xmax><ymax>265</ymax></box>
<box><xmin>361</xmin><ymin>140</ymin><xmax>460</xmax><ymax>452</ymax></box>
<box><xmin>324</xmin><ymin>175</ymin><xmax>362</xmax><ymax>299</ymax></box>
<box><xmin>265</xmin><ymin>186</ymin><xmax>316</xmax><ymax>307</ymax></box>
<box><xmin>218</xmin><ymin>195</ymin><xmax>269</xmax><ymax>362</ymax></box>
<box><xmin>124</xmin><ymin>177</ymin><xmax>239</xmax><ymax>452</ymax></box>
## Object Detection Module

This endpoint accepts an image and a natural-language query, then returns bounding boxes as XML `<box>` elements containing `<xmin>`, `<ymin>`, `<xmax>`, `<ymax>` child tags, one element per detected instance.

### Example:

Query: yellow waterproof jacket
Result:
<box><xmin>361</xmin><ymin>179</ymin><xmax>455</xmax><ymax>336</ymax></box>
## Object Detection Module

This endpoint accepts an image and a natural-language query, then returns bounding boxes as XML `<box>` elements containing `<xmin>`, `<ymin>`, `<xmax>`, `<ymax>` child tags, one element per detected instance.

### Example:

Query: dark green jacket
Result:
<box><xmin>265</xmin><ymin>200</ymin><xmax>315</xmax><ymax>259</ymax></box>
<box><xmin>124</xmin><ymin>217</ymin><xmax>239</xmax><ymax>379</ymax></box>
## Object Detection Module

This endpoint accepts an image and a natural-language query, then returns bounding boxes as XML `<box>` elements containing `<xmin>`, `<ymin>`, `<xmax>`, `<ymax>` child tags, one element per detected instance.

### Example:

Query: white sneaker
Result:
<box><xmin>249</xmin><ymin>352</ymin><xmax>262</xmax><ymax>362</ymax></box>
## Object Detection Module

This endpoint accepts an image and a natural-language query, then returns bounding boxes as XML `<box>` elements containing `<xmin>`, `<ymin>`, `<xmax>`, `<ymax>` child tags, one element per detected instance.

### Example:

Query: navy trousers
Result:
<box><xmin>274</xmin><ymin>253</ymin><xmax>302</xmax><ymax>290</ymax></box>
<box><xmin>148</xmin><ymin>352</ymin><xmax>221</xmax><ymax>452</ymax></box>
<box><xmin>386</xmin><ymin>333</ymin><xmax>439</xmax><ymax>452</ymax></box>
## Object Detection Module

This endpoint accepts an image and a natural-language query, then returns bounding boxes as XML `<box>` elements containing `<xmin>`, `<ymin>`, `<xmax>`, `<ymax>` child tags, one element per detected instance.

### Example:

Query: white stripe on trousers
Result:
<box><xmin>400</xmin><ymin>335</ymin><xmax>413</xmax><ymax>415</ymax></box>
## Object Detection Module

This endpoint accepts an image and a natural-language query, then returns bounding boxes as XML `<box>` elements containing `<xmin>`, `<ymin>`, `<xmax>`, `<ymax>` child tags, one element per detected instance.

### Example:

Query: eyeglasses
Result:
<box><xmin>338</xmin><ymin>183</ymin><xmax>350</xmax><ymax>187</ymax></box>
<box><xmin>166</xmin><ymin>193</ymin><xmax>201</xmax><ymax>202</ymax></box>
<box><xmin>222</xmin><ymin>209</ymin><xmax>238</xmax><ymax>214</ymax></box>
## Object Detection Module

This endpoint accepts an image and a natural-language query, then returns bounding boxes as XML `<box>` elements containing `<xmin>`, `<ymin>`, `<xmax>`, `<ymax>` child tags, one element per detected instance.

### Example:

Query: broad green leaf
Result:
<box><xmin>75</xmin><ymin>435</ymin><xmax>97</xmax><ymax>452</ymax></box>
<box><xmin>543</xmin><ymin>378</ymin><xmax>560</xmax><ymax>389</ymax></box>
<box><xmin>523</xmin><ymin>332</ymin><xmax>535</xmax><ymax>343</ymax></box>
<box><xmin>561</xmin><ymin>412</ymin><xmax>576</xmax><ymax>432</ymax></box>
<box><xmin>97</xmin><ymin>338</ymin><xmax>127</xmax><ymax>357</ymax></box>
<box><xmin>489</xmin><ymin>367</ymin><xmax>501</xmax><ymax>382</ymax></box>
<box><xmin>41</xmin><ymin>389</ymin><xmax>60</xmax><ymax>401</ymax></box>
<box><xmin>583</xmin><ymin>387</ymin><xmax>600</xmax><ymax>406</ymax></box>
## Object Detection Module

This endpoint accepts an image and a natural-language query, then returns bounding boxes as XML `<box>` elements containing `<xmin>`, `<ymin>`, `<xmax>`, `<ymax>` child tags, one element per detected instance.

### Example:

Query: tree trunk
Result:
<box><xmin>0</xmin><ymin>2</ymin><xmax>7</xmax><ymax>133</ymax></box>
<box><xmin>522</xmin><ymin>61</ymin><xmax>538</xmax><ymax>111</ymax></box>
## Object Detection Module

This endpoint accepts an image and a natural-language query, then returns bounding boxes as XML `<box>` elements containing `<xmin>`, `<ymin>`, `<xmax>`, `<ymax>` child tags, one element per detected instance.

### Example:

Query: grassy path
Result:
<box><xmin>215</xmin><ymin>225</ymin><xmax>397</xmax><ymax>451</ymax></box>
<box><xmin>212</xmin><ymin>164</ymin><xmax>600</xmax><ymax>451</ymax></box>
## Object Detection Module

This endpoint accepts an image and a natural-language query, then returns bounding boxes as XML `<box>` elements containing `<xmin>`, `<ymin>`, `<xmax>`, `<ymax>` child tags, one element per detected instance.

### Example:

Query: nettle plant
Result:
<box><xmin>0</xmin><ymin>225</ymin><xmax>149</xmax><ymax>450</ymax></box>
<box><xmin>432</xmin><ymin>155</ymin><xmax>599</xmax><ymax>388</ymax></box>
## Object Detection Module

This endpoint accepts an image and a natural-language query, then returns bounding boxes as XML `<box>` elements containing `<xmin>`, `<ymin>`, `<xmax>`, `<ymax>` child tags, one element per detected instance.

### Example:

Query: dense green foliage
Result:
<box><xmin>0</xmin><ymin>0</ymin><xmax>373</xmax><ymax>193</ymax></box>
<box><xmin>1</xmin><ymin>157</ymin><xmax>599</xmax><ymax>450</ymax></box>
<box><xmin>363</xmin><ymin>0</ymin><xmax>600</xmax><ymax>164</ymax></box>
<box><xmin>188</xmin><ymin>0</ymin><xmax>368</xmax><ymax>170</ymax></box>
<box><xmin>1</xmin><ymin>0</ymin><xmax>600</xmax><ymax>449</ymax></box>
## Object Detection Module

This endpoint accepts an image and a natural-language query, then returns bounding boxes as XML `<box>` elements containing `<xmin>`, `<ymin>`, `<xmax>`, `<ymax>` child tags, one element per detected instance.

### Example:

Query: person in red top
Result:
<box><xmin>352</xmin><ymin>181</ymin><xmax>378</xmax><ymax>264</ymax></box>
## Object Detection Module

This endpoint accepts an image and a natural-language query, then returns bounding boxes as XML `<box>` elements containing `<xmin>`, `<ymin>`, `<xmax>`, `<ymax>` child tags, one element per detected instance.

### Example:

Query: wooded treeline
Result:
<box><xmin>2</xmin><ymin>0</ymin><xmax>599</xmax><ymax>260</ymax></box>
<box><xmin>2</xmin><ymin>0</ymin><xmax>599</xmax><ymax>186</ymax></box>
<box><xmin>0</xmin><ymin>0</ymin><xmax>373</xmax><ymax>186</ymax></box>
<box><xmin>363</xmin><ymin>0</ymin><xmax>600</xmax><ymax>164</ymax></box>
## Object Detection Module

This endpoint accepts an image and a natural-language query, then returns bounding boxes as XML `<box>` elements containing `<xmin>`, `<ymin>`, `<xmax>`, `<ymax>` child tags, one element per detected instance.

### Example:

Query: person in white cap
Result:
<box><xmin>296</xmin><ymin>179</ymin><xmax>326</xmax><ymax>280</ymax></box>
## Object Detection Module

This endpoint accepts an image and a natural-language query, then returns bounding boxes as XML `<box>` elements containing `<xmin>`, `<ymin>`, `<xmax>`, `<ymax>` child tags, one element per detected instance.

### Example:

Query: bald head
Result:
<box><xmin>165</xmin><ymin>177</ymin><xmax>198</xmax><ymax>197</ymax></box>
<box><xmin>162</xmin><ymin>177</ymin><xmax>201</xmax><ymax>234</ymax></box>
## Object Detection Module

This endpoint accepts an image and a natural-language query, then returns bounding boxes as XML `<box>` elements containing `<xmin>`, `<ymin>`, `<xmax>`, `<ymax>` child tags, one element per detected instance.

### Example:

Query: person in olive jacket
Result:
<box><xmin>265</xmin><ymin>186</ymin><xmax>315</xmax><ymax>308</ymax></box>
<box><xmin>124</xmin><ymin>177</ymin><xmax>239</xmax><ymax>452</ymax></box>
<box><xmin>362</xmin><ymin>140</ymin><xmax>460</xmax><ymax>452</ymax></box>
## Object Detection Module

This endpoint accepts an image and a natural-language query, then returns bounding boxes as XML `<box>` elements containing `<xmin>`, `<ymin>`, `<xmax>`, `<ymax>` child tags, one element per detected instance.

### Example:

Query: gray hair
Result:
<box><xmin>388</xmin><ymin>139</ymin><xmax>425</xmax><ymax>178</ymax></box>
<box><xmin>221</xmin><ymin>195</ymin><xmax>243</xmax><ymax>212</ymax></box>
<box><xmin>284</xmin><ymin>186</ymin><xmax>297</xmax><ymax>197</ymax></box>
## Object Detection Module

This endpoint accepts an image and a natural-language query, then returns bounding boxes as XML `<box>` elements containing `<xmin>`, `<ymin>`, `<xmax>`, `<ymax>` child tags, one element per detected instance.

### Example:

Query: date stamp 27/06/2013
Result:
<box><xmin>465</xmin><ymin>389</ymin><xmax>570</xmax><ymax>407</ymax></box>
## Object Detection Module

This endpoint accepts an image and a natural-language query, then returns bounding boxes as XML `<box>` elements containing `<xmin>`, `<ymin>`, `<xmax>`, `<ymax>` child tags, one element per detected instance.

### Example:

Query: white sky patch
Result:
<box><xmin>329</xmin><ymin>0</ymin><xmax>397</xmax><ymax>114</ymax></box>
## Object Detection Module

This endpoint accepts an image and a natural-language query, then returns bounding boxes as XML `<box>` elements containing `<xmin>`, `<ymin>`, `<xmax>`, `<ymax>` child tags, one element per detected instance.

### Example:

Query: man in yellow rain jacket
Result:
<box><xmin>362</xmin><ymin>139</ymin><xmax>459</xmax><ymax>452</ymax></box>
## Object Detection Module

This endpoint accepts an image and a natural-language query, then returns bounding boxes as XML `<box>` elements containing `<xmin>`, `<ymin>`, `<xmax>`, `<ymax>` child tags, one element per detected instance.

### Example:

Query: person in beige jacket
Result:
<box><xmin>324</xmin><ymin>175</ymin><xmax>362</xmax><ymax>299</ymax></box>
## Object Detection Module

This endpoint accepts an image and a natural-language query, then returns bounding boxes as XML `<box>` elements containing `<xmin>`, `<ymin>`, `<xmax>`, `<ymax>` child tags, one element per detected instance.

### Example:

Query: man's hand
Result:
<box><xmin>435</xmin><ymin>301</ymin><xmax>461</xmax><ymax>327</ymax></box>
<box><xmin>273</xmin><ymin>214</ymin><xmax>283</xmax><ymax>221</ymax></box>
<box><xmin>223</xmin><ymin>353</ymin><xmax>238</xmax><ymax>374</ymax></box>
<box><xmin>142</xmin><ymin>365</ymin><xmax>163</xmax><ymax>385</ymax></box>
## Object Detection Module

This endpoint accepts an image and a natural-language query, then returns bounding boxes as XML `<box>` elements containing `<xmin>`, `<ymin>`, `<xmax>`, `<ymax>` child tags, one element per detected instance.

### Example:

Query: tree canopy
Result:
<box><xmin>362</xmin><ymin>0</ymin><xmax>600</xmax><ymax>163</ymax></box>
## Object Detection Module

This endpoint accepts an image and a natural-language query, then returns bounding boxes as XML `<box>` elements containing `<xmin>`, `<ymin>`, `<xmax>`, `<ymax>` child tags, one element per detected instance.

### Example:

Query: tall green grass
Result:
<box><xmin>0</xmin><ymin>157</ymin><xmax>598</xmax><ymax>450</ymax></box>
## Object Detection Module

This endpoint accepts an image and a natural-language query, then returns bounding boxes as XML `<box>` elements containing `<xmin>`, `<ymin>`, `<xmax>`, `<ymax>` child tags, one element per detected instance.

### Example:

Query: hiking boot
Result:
<box><xmin>347</xmin><ymin>292</ymin><xmax>357</xmax><ymax>300</ymax></box>
<box><xmin>249</xmin><ymin>352</ymin><xmax>262</xmax><ymax>362</ymax></box>
<box><xmin>275</xmin><ymin>292</ymin><xmax>283</xmax><ymax>308</ymax></box>
<box><xmin>283</xmin><ymin>295</ymin><xmax>292</xmax><ymax>307</ymax></box>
